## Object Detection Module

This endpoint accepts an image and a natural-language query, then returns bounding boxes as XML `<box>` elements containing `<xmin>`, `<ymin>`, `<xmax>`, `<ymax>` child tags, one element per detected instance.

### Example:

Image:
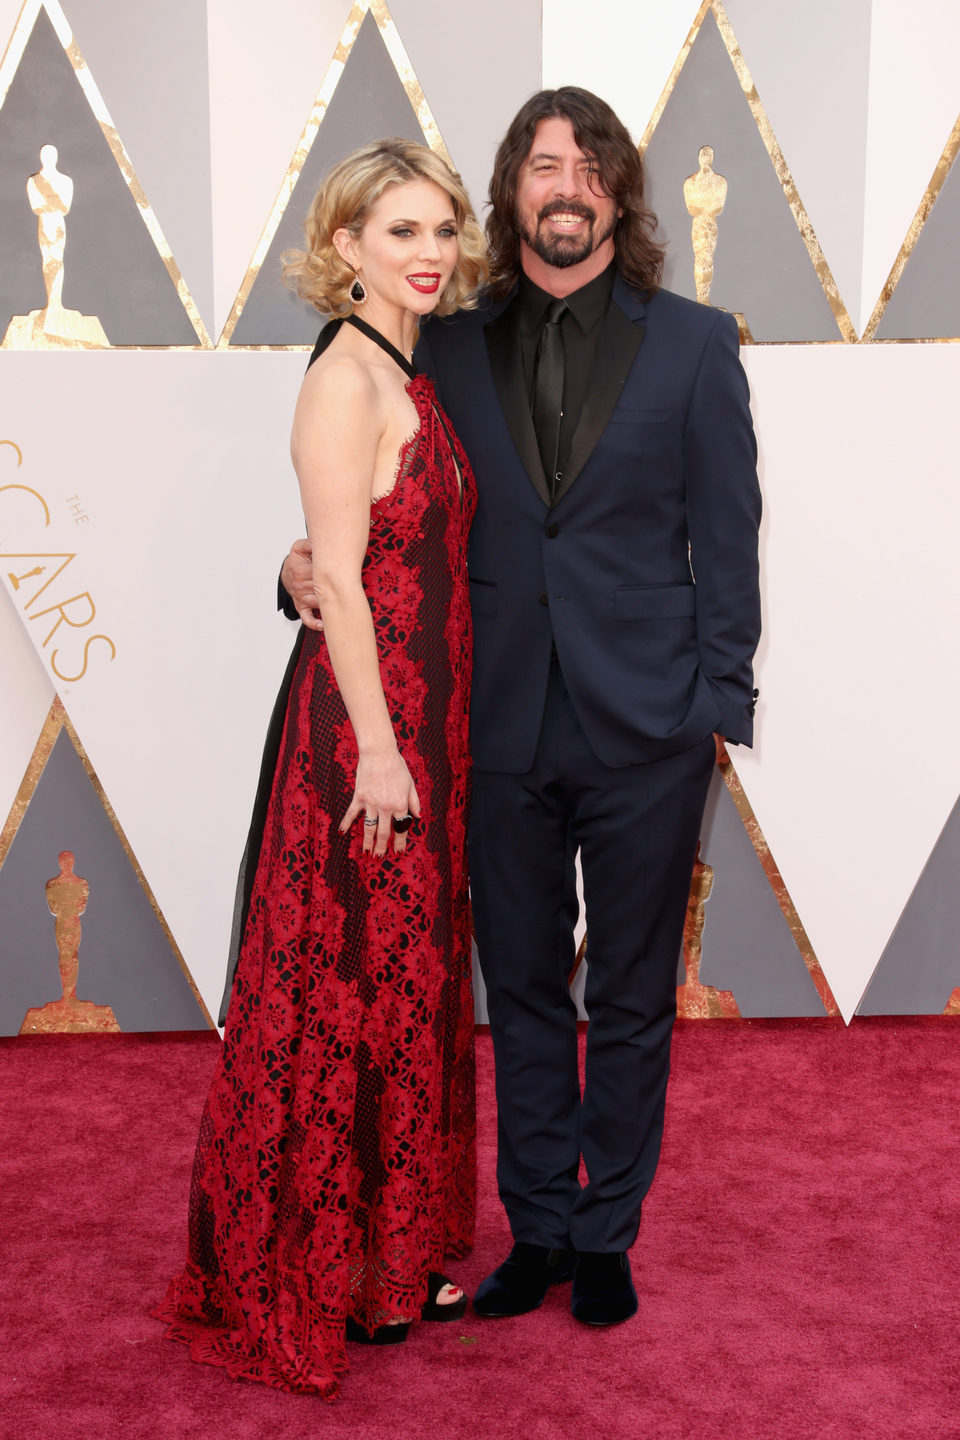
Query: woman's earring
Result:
<box><xmin>350</xmin><ymin>272</ymin><xmax>366</xmax><ymax>305</ymax></box>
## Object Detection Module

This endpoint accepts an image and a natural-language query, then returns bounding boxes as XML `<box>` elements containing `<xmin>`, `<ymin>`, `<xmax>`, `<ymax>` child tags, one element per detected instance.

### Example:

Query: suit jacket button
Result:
<box><xmin>545</xmin><ymin>523</ymin><xmax>559</xmax><ymax>538</ymax></box>
<box><xmin>538</xmin><ymin>592</ymin><xmax>548</xmax><ymax>606</ymax></box>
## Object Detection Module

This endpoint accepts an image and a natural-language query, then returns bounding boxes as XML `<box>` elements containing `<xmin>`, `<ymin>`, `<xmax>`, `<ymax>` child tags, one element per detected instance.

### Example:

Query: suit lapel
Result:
<box><xmin>553</xmin><ymin>281</ymin><xmax>647</xmax><ymax>506</ymax></box>
<box><xmin>484</xmin><ymin>298</ymin><xmax>553</xmax><ymax>507</ymax></box>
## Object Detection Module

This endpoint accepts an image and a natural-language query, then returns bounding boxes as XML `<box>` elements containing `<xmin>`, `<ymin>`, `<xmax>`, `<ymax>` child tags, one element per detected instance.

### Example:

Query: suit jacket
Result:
<box><xmin>415</xmin><ymin>275</ymin><xmax>761</xmax><ymax>773</ymax></box>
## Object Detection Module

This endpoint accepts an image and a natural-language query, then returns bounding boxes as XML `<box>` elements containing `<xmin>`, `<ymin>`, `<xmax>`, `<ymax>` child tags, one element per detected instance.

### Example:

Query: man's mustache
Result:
<box><xmin>537</xmin><ymin>201</ymin><xmax>595</xmax><ymax>224</ymax></box>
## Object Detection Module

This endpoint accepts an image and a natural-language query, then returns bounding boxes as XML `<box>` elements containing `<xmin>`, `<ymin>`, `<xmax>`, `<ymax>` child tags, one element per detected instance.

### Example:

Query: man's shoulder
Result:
<box><xmin>639</xmin><ymin>284</ymin><xmax>737</xmax><ymax>341</ymax></box>
<box><xmin>421</xmin><ymin>295</ymin><xmax>496</xmax><ymax>344</ymax></box>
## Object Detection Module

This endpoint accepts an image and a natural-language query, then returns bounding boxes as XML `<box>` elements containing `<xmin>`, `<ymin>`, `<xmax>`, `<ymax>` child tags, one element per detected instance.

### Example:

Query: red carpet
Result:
<box><xmin>2</xmin><ymin>1018</ymin><xmax>958</xmax><ymax>1439</ymax></box>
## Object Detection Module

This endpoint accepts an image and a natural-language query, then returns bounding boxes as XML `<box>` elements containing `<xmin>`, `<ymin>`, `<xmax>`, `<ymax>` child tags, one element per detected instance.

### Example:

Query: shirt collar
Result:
<box><xmin>517</xmin><ymin>262</ymin><xmax>615</xmax><ymax>336</ymax></box>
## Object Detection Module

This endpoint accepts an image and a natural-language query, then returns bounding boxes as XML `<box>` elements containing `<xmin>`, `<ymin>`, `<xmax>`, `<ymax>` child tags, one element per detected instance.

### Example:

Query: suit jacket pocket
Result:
<box><xmin>469</xmin><ymin>577</ymin><xmax>498</xmax><ymax>617</ymax></box>
<box><xmin>606</xmin><ymin>407</ymin><xmax>675</xmax><ymax>424</ymax></box>
<box><xmin>614</xmin><ymin>584</ymin><xmax>696</xmax><ymax>620</ymax></box>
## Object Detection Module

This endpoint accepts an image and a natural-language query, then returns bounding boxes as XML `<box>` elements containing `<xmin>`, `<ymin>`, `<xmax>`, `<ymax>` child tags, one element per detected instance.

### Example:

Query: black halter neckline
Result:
<box><xmin>308</xmin><ymin>315</ymin><xmax>420</xmax><ymax>383</ymax></box>
<box><xmin>343</xmin><ymin>313</ymin><xmax>418</xmax><ymax>380</ymax></box>
<box><xmin>306</xmin><ymin>315</ymin><xmax>419</xmax><ymax>381</ymax></box>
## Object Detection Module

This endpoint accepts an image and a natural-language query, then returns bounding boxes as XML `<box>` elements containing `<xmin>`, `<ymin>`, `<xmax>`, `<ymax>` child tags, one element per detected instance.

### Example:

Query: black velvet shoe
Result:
<box><xmin>421</xmin><ymin>1271</ymin><xmax>468</xmax><ymax>1323</ymax></box>
<box><xmin>473</xmin><ymin>1242</ymin><xmax>577</xmax><ymax>1318</ymax></box>
<box><xmin>570</xmin><ymin>1251</ymin><xmax>638</xmax><ymax>1326</ymax></box>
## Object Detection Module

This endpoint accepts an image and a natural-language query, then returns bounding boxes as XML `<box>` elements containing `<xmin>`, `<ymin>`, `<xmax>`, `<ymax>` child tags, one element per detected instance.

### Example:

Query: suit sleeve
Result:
<box><xmin>413</xmin><ymin>320</ymin><xmax>443</xmax><ymax>395</ymax></box>
<box><xmin>684</xmin><ymin>310</ymin><xmax>761</xmax><ymax>746</ymax></box>
<box><xmin>277</xmin><ymin>571</ymin><xmax>299</xmax><ymax>621</ymax></box>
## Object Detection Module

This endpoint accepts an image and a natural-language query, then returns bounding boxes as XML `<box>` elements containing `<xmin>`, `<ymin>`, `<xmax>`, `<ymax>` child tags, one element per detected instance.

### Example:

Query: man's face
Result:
<box><xmin>514</xmin><ymin>116</ymin><xmax>619</xmax><ymax>271</ymax></box>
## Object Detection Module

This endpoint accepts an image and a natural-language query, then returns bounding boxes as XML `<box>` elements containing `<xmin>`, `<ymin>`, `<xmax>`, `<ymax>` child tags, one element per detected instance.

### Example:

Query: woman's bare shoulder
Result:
<box><xmin>299</xmin><ymin>346</ymin><xmax>380</xmax><ymax>412</ymax></box>
<box><xmin>294</xmin><ymin>348</ymin><xmax>384</xmax><ymax>450</ymax></box>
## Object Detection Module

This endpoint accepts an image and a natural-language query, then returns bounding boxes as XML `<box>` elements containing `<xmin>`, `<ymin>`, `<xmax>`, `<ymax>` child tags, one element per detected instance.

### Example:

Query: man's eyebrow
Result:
<box><xmin>526</xmin><ymin>151</ymin><xmax>597</xmax><ymax>165</ymax></box>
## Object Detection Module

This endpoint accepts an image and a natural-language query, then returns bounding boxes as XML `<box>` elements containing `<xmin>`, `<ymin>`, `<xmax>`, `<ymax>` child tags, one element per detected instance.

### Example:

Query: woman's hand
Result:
<box><xmin>340</xmin><ymin>747</ymin><xmax>421</xmax><ymax>855</ymax></box>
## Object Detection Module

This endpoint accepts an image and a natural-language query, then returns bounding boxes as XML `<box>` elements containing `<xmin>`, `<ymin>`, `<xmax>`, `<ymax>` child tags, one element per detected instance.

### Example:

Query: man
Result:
<box><xmin>281</xmin><ymin>88</ymin><xmax>761</xmax><ymax>1327</ymax></box>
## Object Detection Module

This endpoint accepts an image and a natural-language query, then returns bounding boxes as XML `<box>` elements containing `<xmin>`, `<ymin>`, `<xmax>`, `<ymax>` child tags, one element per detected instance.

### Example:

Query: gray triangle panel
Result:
<box><xmin>231</xmin><ymin>11</ymin><xmax>433</xmax><ymax>346</ymax></box>
<box><xmin>875</xmin><ymin>150</ymin><xmax>960</xmax><ymax>338</ymax></box>
<box><xmin>0</xmin><ymin>7</ymin><xmax>196</xmax><ymax>345</ymax></box>
<box><xmin>643</xmin><ymin>11</ymin><xmax>839</xmax><ymax>342</ymax></box>
<box><xmin>0</xmin><ymin>729</ymin><xmax>207</xmax><ymax>1034</ymax></box>
<box><xmin>857</xmin><ymin>793</ymin><xmax>960</xmax><ymax>1014</ymax></box>
<box><xmin>679</xmin><ymin>767</ymin><xmax>827</xmax><ymax>1016</ymax></box>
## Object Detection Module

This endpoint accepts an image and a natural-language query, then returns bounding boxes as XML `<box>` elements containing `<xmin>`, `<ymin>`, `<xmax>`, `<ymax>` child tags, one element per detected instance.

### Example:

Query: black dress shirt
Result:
<box><xmin>516</xmin><ymin>262</ymin><xmax>615</xmax><ymax>485</ymax></box>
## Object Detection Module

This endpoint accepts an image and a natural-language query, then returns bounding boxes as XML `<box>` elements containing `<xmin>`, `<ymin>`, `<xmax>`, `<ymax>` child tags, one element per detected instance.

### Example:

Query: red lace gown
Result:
<box><xmin>155</xmin><ymin>374</ymin><xmax>477</xmax><ymax>1398</ymax></box>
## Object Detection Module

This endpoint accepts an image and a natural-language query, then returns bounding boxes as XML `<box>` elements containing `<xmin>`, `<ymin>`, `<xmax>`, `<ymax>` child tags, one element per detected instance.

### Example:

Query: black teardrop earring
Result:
<box><xmin>350</xmin><ymin>273</ymin><xmax>366</xmax><ymax>305</ymax></box>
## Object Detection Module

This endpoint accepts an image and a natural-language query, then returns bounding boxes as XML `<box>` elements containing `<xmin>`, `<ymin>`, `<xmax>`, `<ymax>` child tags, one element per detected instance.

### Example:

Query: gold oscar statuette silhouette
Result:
<box><xmin>676</xmin><ymin>843</ymin><xmax>741</xmax><ymax>1019</ymax></box>
<box><xmin>19</xmin><ymin>850</ymin><xmax>119</xmax><ymax>1033</ymax></box>
<box><xmin>2</xmin><ymin>145</ymin><xmax>109</xmax><ymax>350</ymax></box>
<box><xmin>683</xmin><ymin>145</ymin><xmax>728</xmax><ymax>308</ymax></box>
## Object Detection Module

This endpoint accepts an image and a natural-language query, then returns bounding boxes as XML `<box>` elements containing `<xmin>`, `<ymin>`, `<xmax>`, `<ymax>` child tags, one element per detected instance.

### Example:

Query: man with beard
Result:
<box><xmin>280</xmin><ymin>88</ymin><xmax>761</xmax><ymax>1327</ymax></box>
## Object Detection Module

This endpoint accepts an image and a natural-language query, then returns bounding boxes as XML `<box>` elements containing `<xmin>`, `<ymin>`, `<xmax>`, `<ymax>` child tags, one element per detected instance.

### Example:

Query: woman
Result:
<box><xmin>155</xmin><ymin>139</ymin><xmax>487</xmax><ymax>1398</ymax></box>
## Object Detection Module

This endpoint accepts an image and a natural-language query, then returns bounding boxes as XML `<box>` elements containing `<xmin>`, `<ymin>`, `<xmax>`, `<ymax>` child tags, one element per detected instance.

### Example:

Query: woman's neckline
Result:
<box><xmin>343</xmin><ymin>313</ymin><xmax>418</xmax><ymax>382</ymax></box>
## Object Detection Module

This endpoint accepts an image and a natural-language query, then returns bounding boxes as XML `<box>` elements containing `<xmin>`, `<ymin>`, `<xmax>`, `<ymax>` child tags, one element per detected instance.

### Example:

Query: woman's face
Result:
<box><xmin>338</xmin><ymin>178</ymin><xmax>460</xmax><ymax>318</ymax></box>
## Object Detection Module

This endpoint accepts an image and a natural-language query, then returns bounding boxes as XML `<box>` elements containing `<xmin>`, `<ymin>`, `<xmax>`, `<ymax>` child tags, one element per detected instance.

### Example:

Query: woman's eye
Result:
<box><xmin>391</xmin><ymin>227</ymin><xmax>413</xmax><ymax>237</ymax></box>
<box><xmin>438</xmin><ymin>227</ymin><xmax>458</xmax><ymax>239</ymax></box>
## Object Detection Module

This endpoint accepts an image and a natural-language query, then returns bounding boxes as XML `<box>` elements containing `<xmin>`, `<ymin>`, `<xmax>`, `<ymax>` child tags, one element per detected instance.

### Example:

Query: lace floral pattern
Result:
<box><xmin>155</xmin><ymin>377</ymin><xmax>477</xmax><ymax>1397</ymax></box>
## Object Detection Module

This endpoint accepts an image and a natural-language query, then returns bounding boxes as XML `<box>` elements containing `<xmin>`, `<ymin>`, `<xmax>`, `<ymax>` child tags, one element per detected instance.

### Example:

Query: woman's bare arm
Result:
<box><xmin>291</xmin><ymin>357</ymin><xmax>419</xmax><ymax>855</ymax></box>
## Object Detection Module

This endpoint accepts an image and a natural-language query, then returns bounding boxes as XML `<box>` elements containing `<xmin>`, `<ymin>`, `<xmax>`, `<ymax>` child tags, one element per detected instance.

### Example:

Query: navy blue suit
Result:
<box><xmin>417</xmin><ymin>276</ymin><xmax>760</xmax><ymax>1253</ymax></box>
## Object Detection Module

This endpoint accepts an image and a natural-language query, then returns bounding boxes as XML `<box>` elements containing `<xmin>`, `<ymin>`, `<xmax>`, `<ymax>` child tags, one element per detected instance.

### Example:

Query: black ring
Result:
<box><xmin>392</xmin><ymin>814</ymin><xmax>414</xmax><ymax>834</ymax></box>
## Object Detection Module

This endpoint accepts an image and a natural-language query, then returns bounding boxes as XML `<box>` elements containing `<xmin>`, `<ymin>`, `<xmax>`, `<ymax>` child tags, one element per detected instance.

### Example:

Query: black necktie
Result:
<box><xmin>532</xmin><ymin>298</ymin><xmax>568</xmax><ymax>498</ymax></box>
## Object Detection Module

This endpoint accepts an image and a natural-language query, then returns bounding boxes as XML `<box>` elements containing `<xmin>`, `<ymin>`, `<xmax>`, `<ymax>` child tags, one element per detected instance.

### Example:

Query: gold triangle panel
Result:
<box><xmin>857</xmin><ymin>792</ymin><xmax>960</xmax><ymax>1014</ymax></box>
<box><xmin>862</xmin><ymin>111</ymin><xmax>960</xmax><ymax>343</ymax></box>
<box><xmin>640</xmin><ymin>0</ymin><xmax>856</xmax><ymax>344</ymax></box>
<box><xmin>0</xmin><ymin>0</ymin><xmax>210</xmax><ymax>347</ymax></box>
<box><xmin>566</xmin><ymin>757</ymin><xmax>839</xmax><ymax>1020</ymax></box>
<box><xmin>0</xmin><ymin>698</ymin><xmax>213</xmax><ymax>1033</ymax></box>
<box><xmin>220</xmin><ymin>0</ymin><xmax>454</xmax><ymax>349</ymax></box>
<box><xmin>713</xmin><ymin>753</ymin><xmax>839</xmax><ymax>1017</ymax></box>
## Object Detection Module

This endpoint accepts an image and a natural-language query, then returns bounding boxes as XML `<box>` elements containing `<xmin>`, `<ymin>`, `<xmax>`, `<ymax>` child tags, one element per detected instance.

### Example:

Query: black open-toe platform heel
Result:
<box><xmin>421</xmin><ymin>1271</ymin><xmax>468</xmax><ymax>1323</ymax></box>
<box><xmin>345</xmin><ymin>1315</ymin><xmax>411</xmax><ymax>1345</ymax></box>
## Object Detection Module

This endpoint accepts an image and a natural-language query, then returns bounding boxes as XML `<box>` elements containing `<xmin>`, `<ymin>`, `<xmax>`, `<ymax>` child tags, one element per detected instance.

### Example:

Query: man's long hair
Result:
<box><xmin>486</xmin><ymin>87</ymin><xmax>665</xmax><ymax>301</ymax></box>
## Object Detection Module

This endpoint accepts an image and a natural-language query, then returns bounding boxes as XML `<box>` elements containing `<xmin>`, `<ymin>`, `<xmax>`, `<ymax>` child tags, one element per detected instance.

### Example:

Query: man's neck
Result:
<box><xmin>519</xmin><ymin>237</ymin><xmax>616</xmax><ymax>298</ymax></box>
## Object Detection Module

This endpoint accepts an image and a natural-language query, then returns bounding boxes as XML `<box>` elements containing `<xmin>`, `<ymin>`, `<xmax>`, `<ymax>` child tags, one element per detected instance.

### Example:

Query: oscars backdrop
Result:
<box><xmin>1</xmin><ymin>0</ymin><xmax>958</xmax><ymax>1035</ymax></box>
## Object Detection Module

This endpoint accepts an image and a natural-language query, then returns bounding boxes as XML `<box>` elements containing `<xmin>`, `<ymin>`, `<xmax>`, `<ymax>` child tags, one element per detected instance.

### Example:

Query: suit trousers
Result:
<box><xmin>469</xmin><ymin>656</ymin><xmax>715</xmax><ymax>1253</ymax></box>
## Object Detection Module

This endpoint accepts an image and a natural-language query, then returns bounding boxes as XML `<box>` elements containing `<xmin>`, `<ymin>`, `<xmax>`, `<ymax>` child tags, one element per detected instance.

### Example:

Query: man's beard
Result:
<box><xmin>516</xmin><ymin>201</ymin><xmax>617</xmax><ymax>269</ymax></box>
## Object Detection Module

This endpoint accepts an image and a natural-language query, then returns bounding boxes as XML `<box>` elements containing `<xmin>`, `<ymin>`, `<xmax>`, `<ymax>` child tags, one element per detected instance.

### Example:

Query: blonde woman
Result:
<box><xmin>155</xmin><ymin>139</ymin><xmax>487</xmax><ymax>1398</ymax></box>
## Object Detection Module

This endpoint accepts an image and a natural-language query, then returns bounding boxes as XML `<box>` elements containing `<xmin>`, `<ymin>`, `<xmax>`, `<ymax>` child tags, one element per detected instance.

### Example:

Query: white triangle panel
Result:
<box><xmin>861</xmin><ymin>0</ymin><xmax>960</xmax><ymax>337</ymax></box>
<box><xmin>0</xmin><ymin>349</ymin><xmax>310</xmax><ymax>1019</ymax></box>
<box><xmin>206</xmin><ymin>0</ymin><xmax>351</xmax><ymax>340</ymax></box>
<box><xmin>736</xmin><ymin>343</ymin><xmax>960</xmax><ymax>1019</ymax></box>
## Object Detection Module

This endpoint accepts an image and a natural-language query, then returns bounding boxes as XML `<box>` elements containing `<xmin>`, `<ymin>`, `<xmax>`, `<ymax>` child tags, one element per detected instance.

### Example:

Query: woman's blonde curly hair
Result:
<box><xmin>282</xmin><ymin>138</ymin><xmax>488</xmax><ymax>317</ymax></box>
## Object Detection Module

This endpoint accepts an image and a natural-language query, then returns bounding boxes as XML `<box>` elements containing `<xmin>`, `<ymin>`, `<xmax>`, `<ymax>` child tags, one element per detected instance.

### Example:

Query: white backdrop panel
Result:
<box><xmin>862</xmin><ymin>0</ymin><xmax>960</xmax><ymax>334</ymax></box>
<box><xmin>544</xmin><ymin>0</ymin><xmax>872</xmax><ymax>333</ymax></box>
<box><xmin>737</xmin><ymin>342</ymin><xmax>960</xmax><ymax>1019</ymax></box>
<box><xmin>206</xmin><ymin>0</ymin><xmax>351</xmax><ymax>341</ymax></box>
<box><xmin>722</xmin><ymin>0</ymin><xmax>871</xmax><ymax>337</ymax></box>
<box><xmin>1</xmin><ymin>351</ymin><xmax>311</xmax><ymax>1018</ymax></box>
<box><xmin>542</xmin><ymin>0</ymin><xmax>693</xmax><ymax>141</ymax></box>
